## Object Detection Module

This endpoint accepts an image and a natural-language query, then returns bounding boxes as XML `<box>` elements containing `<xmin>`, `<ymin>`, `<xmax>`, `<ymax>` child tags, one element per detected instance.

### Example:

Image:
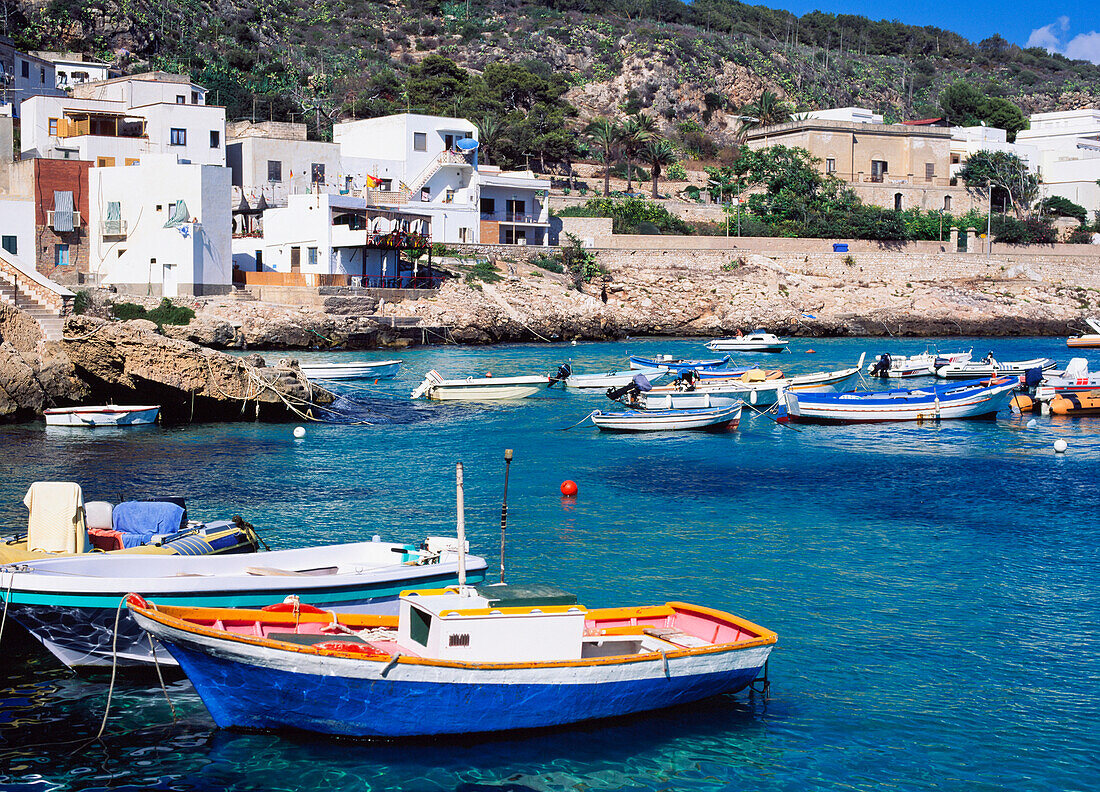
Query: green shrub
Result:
<box><xmin>557</xmin><ymin>197</ymin><xmax>692</xmax><ymax>235</ymax></box>
<box><xmin>1067</xmin><ymin>226</ymin><xmax>1095</xmax><ymax>244</ymax></box>
<box><xmin>531</xmin><ymin>252</ymin><xmax>565</xmax><ymax>273</ymax></box>
<box><xmin>109</xmin><ymin>302</ymin><xmax>147</xmax><ymax>321</ymax></box>
<box><xmin>666</xmin><ymin>161</ymin><xmax>688</xmax><ymax>180</ymax></box>
<box><xmin>464</xmin><ymin>260</ymin><xmax>502</xmax><ymax>284</ymax></box>
<box><xmin>146</xmin><ymin>298</ymin><xmax>195</xmax><ymax>326</ymax></box>
<box><xmin>72</xmin><ymin>290</ymin><xmax>90</xmax><ymax>316</ymax></box>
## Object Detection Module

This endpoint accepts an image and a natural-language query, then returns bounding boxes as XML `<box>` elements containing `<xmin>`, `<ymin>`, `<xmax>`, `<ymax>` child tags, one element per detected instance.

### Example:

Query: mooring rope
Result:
<box><xmin>147</xmin><ymin>633</ymin><xmax>178</xmax><ymax>723</ymax></box>
<box><xmin>561</xmin><ymin>410</ymin><xmax>597</xmax><ymax>430</ymax></box>
<box><xmin>94</xmin><ymin>597</ymin><xmax>126</xmax><ymax>740</ymax></box>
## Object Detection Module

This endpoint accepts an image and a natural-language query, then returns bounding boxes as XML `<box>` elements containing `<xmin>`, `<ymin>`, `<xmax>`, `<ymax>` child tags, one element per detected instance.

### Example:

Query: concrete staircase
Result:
<box><xmin>0</xmin><ymin>253</ymin><xmax>74</xmax><ymax>342</ymax></box>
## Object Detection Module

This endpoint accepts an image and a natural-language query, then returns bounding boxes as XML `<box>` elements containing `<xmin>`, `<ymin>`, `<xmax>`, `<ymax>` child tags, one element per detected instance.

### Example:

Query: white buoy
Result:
<box><xmin>1054</xmin><ymin>439</ymin><xmax>1067</xmax><ymax>454</ymax></box>
<box><xmin>293</xmin><ymin>426</ymin><xmax>306</xmax><ymax>439</ymax></box>
<box><xmin>1027</xmin><ymin>419</ymin><xmax>1037</xmax><ymax>428</ymax></box>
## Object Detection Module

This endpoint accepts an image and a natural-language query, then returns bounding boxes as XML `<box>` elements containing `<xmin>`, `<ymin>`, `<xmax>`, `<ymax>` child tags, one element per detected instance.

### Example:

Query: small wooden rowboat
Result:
<box><xmin>300</xmin><ymin>360</ymin><xmax>402</xmax><ymax>381</ymax></box>
<box><xmin>411</xmin><ymin>370</ymin><xmax>549</xmax><ymax>401</ymax></box>
<box><xmin>705</xmin><ymin>332</ymin><xmax>788</xmax><ymax>353</ymax></box>
<box><xmin>591</xmin><ymin>404</ymin><xmax>741</xmax><ymax>432</ymax></box>
<box><xmin>43</xmin><ymin>405</ymin><xmax>159</xmax><ymax>426</ymax></box>
<box><xmin>128</xmin><ymin>585</ymin><xmax>777</xmax><ymax>737</ymax></box>
<box><xmin>785</xmin><ymin>376</ymin><xmax>1019</xmax><ymax>423</ymax></box>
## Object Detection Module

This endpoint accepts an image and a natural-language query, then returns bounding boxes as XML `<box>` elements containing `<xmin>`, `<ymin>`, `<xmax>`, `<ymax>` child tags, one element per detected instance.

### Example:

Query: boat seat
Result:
<box><xmin>244</xmin><ymin>566</ymin><xmax>312</xmax><ymax>576</ymax></box>
<box><xmin>25</xmin><ymin>482</ymin><xmax>88</xmax><ymax>554</ymax></box>
<box><xmin>268</xmin><ymin>632</ymin><xmax>367</xmax><ymax>646</ymax></box>
<box><xmin>85</xmin><ymin>501</ymin><xmax>113</xmax><ymax>530</ymax></box>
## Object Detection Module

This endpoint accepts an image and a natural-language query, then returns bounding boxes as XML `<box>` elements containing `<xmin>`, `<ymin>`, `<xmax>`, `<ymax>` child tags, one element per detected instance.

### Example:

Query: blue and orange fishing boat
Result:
<box><xmin>128</xmin><ymin>585</ymin><xmax>776</xmax><ymax>737</ymax></box>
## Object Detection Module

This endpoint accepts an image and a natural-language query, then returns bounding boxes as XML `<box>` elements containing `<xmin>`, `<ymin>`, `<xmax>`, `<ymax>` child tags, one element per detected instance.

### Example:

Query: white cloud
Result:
<box><xmin>1065</xmin><ymin>32</ymin><xmax>1100</xmax><ymax>64</ymax></box>
<box><xmin>1026</xmin><ymin>17</ymin><xmax>1100</xmax><ymax>64</ymax></box>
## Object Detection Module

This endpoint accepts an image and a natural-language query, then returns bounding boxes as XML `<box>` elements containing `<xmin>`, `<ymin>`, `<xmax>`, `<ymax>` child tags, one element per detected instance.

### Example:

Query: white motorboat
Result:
<box><xmin>705</xmin><ymin>332</ymin><xmax>789</xmax><ymax>353</ymax></box>
<box><xmin>300</xmin><ymin>360</ymin><xmax>402</xmax><ymax>381</ymax></box>
<box><xmin>1067</xmin><ymin>318</ymin><xmax>1100</xmax><ymax>349</ymax></box>
<box><xmin>411</xmin><ymin>370</ymin><xmax>549</xmax><ymax>401</ymax></box>
<box><xmin>1035</xmin><ymin>357</ymin><xmax>1100</xmax><ymax>398</ymax></box>
<box><xmin>564</xmin><ymin>367</ymin><xmax>669</xmax><ymax>390</ymax></box>
<box><xmin>935</xmin><ymin>356</ymin><xmax>1056</xmax><ymax>379</ymax></box>
<box><xmin>43</xmin><ymin>405</ymin><xmax>159</xmax><ymax>426</ymax></box>
<box><xmin>2</xmin><ymin>537</ymin><xmax>484</xmax><ymax>668</ymax></box>
<box><xmin>591</xmin><ymin>404</ymin><xmax>741</xmax><ymax>432</ymax></box>
<box><xmin>866</xmin><ymin>350</ymin><xmax>972</xmax><ymax>379</ymax></box>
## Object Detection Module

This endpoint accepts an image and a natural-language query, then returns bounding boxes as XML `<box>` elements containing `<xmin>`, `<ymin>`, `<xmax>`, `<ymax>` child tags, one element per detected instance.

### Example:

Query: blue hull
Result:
<box><xmin>165</xmin><ymin>641</ymin><xmax>761</xmax><ymax>737</ymax></box>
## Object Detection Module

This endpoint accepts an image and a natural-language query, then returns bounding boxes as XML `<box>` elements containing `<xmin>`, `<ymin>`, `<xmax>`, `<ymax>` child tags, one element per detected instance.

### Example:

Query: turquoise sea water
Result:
<box><xmin>1</xmin><ymin>337</ymin><xmax>1098</xmax><ymax>791</ymax></box>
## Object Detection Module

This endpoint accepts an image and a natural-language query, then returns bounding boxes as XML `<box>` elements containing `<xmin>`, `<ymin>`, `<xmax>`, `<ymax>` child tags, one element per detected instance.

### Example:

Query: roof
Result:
<box><xmin>903</xmin><ymin>118</ymin><xmax>946</xmax><ymax>126</ymax></box>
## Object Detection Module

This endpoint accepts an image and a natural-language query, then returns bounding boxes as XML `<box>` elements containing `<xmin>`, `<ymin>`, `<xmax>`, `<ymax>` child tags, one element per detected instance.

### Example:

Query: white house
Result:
<box><xmin>34</xmin><ymin>52</ymin><xmax>120</xmax><ymax>90</ymax></box>
<box><xmin>249</xmin><ymin>192</ymin><xmax>431</xmax><ymax>286</ymax></box>
<box><xmin>1016</xmin><ymin>109</ymin><xmax>1100</xmax><ymax>215</ymax></box>
<box><xmin>949</xmin><ymin>126</ymin><xmax>1041</xmax><ymax>178</ymax></box>
<box><xmin>805</xmin><ymin>107</ymin><xmax>884</xmax><ymax>125</ymax></box>
<box><xmin>0</xmin><ymin>37</ymin><xmax>64</xmax><ymax>118</ymax></box>
<box><xmin>89</xmin><ymin>157</ymin><xmax>232</xmax><ymax>296</ymax></box>
<box><xmin>0</xmin><ymin>197</ymin><xmax>35</xmax><ymax>270</ymax></box>
<box><xmin>20</xmin><ymin>72</ymin><xmax>225</xmax><ymax>167</ymax></box>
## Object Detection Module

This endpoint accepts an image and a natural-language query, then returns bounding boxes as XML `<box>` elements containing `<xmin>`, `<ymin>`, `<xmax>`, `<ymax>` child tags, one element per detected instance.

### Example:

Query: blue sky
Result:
<box><xmin>764</xmin><ymin>0</ymin><xmax>1100</xmax><ymax>63</ymax></box>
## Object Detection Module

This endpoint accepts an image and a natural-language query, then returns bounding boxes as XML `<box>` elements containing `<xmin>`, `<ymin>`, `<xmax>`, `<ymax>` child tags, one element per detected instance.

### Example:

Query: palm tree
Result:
<box><xmin>476</xmin><ymin>115</ymin><xmax>507</xmax><ymax>167</ymax></box>
<box><xmin>740</xmin><ymin>89</ymin><xmax>792</xmax><ymax>130</ymax></box>
<box><xmin>585</xmin><ymin>118</ymin><xmax>619</xmax><ymax>196</ymax></box>
<box><xmin>620</xmin><ymin>114</ymin><xmax>658</xmax><ymax>193</ymax></box>
<box><xmin>641</xmin><ymin>138</ymin><xmax>679</xmax><ymax>199</ymax></box>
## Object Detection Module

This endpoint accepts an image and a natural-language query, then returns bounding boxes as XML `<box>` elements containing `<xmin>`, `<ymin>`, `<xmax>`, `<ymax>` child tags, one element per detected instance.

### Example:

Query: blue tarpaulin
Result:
<box><xmin>112</xmin><ymin>501</ymin><xmax>185</xmax><ymax>547</ymax></box>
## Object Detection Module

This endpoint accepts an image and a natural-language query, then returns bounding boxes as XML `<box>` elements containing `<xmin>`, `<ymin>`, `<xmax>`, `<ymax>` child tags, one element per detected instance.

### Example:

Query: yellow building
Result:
<box><xmin>745</xmin><ymin>118</ymin><xmax>985</xmax><ymax>214</ymax></box>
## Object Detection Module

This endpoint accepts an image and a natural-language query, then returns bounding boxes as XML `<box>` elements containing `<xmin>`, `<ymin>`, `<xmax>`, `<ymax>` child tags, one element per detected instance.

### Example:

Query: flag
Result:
<box><xmin>365</xmin><ymin>174</ymin><xmax>381</xmax><ymax>188</ymax></box>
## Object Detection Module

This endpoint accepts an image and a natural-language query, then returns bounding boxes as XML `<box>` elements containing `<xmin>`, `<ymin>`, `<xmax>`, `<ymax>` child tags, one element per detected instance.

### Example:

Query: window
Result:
<box><xmin>944</xmin><ymin>195</ymin><xmax>952</xmax><ymax>211</ymax></box>
<box><xmin>20</xmin><ymin>61</ymin><xmax>28</xmax><ymax>79</ymax></box>
<box><xmin>176</xmin><ymin>95</ymin><xmax>186</xmax><ymax>104</ymax></box>
<box><xmin>40</xmin><ymin>67</ymin><xmax>45</xmax><ymax>84</ymax></box>
<box><xmin>191</xmin><ymin>91</ymin><xmax>199</xmax><ymax>104</ymax></box>
<box><xmin>210</xmin><ymin>130</ymin><xmax>220</xmax><ymax>148</ymax></box>
<box><xmin>117</xmin><ymin>249</ymin><xmax>126</xmax><ymax>258</ymax></box>
<box><xmin>445</xmin><ymin>188</ymin><xmax>455</xmax><ymax>204</ymax></box>
<box><xmin>125</xmin><ymin>158</ymin><xmax>140</xmax><ymax>166</ymax></box>
<box><xmin>444</xmin><ymin>133</ymin><xmax>455</xmax><ymax>150</ymax></box>
<box><xmin>870</xmin><ymin>160</ymin><xmax>887</xmax><ymax>182</ymax></box>
<box><xmin>170</xmin><ymin>128</ymin><xmax>186</xmax><ymax>146</ymax></box>
<box><xmin>925</xmin><ymin>162</ymin><xmax>935</xmax><ymax>180</ymax></box>
<box><xmin>55</xmin><ymin>244</ymin><xmax>70</xmax><ymax>267</ymax></box>
<box><xmin>379</xmin><ymin>178</ymin><xmax>392</xmax><ymax>191</ymax></box>
<box><xmin>57</xmin><ymin>71</ymin><xmax>67</xmax><ymax>84</ymax></box>
<box><xmin>825</xmin><ymin>158</ymin><xmax>836</xmax><ymax>174</ymax></box>
<box><xmin>951</xmin><ymin>153</ymin><xmax>961</xmax><ymax>164</ymax></box>
<box><xmin>96</xmin><ymin>156</ymin><xmax>115</xmax><ymax>167</ymax></box>
<box><xmin>48</xmin><ymin>118</ymin><xmax>58</xmax><ymax>136</ymax></box>
<box><xmin>267</xmin><ymin>160</ymin><xmax>282</xmax><ymax>182</ymax></box>
<box><xmin>168</xmin><ymin>203</ymin><xmax>176</xmax><ymax>218</ymax></box>
<box><xmin>413</xmin><ymin>132</ymin><xmax>427</xmax><ymax>151</ymax></box>
<box><xmin>420</xmin><ymin>187</ymin><xmax>430</xmax><ymax>202</ymax></box>
<box><xmin>307</xmin><ymin>247</ymin><xmax>318</xmax><ymax>268</ymax></box>
<box><xmin>894</xmin><ymin>193</ymin><xmax>903</xmax><ymax>211</ymax></box>
<box><xmin>311</xmin><ymin>163</ymin><xmax>325</xmax><ymax>184</ymax></box>
<box><xmin>1</xmin><ymin>235</ymin><xmax>16</xmax><ymax>255</ymax></box>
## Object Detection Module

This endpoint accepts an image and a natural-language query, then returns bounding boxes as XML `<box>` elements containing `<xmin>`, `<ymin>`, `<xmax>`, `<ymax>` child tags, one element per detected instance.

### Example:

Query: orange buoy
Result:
<box><xmin>560</xmin><ymin>480</ymin><xmax>578</xmax><ymax>496</ymax></box>
<box><xmin>806</xmin><ymin>349</ymin><xmax>816</xmax><ymax>354</ymax></box>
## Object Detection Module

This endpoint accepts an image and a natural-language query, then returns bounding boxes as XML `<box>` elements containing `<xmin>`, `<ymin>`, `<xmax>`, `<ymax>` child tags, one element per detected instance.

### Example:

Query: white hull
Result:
<box><xmin>592</xmin><ymin>405</ymin><xmax>741</xmax><ymax>431</ymax></box>
<box><xmin>564</xmin><ymin>367</ymin><xmax>669</xmax><ymax>389</ymax></box>
<box><xmin>300</xmin><ymin>361</ymin><xmax>402</xmax><ymax>381</ymax></box>
<box><xmin>43</xmin><ymin>406</ymin><xmax>159</xmax><ymax>426</ymax></box>
<box><xmin>412</xmin><ymin>370</ymin><xmax>548</xmax><ymax>401</ymax></box>
<box><xmin>705</xmin><ymin>338</ymin><xmax>788</xmax><ymax>352</ymax></box>
<box><xmin>935</xmin><ymin>358</ymin><xmax>1055</xmax><ymax>379</ymax></box>
<box><xmin>644</xmin><ymin>365</ymin><xmax>861</xmax><ymax>408</ymax></box>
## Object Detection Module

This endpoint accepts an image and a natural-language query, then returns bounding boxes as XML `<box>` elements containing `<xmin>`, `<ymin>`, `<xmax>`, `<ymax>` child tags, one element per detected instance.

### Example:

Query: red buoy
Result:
<box><xmin>560</xmin><ymin>480</ymin><xmax>578</xmax><ymax>496</ymax></box>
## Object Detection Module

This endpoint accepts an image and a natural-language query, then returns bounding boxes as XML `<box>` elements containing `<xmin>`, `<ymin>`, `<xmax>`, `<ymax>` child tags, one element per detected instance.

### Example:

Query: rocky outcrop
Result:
<box><xmin>0</xmin><ymin>304</ymin><xmax>335</xmax><ymax>423</ymax></box>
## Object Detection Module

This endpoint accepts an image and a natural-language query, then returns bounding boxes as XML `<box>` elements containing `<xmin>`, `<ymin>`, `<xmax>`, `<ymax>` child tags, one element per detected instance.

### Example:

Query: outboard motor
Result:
<box><xmin>606</xmin><ymin>374</ymin><xmax>653</xmax><ymax>404</ymax></box>
<box><xmin>1023</xmin><ymin>367</ymin><xmax>1044</xmax><ymax>389</ymax></box>
<box><xmin>871</xmin><ymin>353</ymin><xmax>892</xmax><ymax>378</ymax></box>
<box><xmin>548</xmin><ymin>363</ymin><xmax>572</xmax><ymax>387</ymax></box>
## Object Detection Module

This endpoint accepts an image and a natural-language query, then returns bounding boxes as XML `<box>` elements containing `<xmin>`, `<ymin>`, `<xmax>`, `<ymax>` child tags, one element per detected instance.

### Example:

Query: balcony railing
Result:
<box><xmin>439</xmin><ymin>149</ymin><xmax>474</xmax><ymax>167</ymax></box>
<box><xmin>480</xmin><ymin>211</ymin><xmax>547</xmax><ymax>223</ymax></box>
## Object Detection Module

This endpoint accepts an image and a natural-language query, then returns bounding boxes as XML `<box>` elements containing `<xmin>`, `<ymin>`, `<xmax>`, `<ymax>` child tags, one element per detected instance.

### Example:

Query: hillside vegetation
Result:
<box><xmin>9</xmin><ymin>0</ymin><xmax>1099</xmax><ymax>164</ymax></box>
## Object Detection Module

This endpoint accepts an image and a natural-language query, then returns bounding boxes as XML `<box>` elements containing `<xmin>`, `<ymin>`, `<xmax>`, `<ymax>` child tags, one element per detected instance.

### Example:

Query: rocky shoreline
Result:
<box><xmin>0</xmin><ymin>304</ymin><xmax>334</xmax><ymax>424</ymax></box>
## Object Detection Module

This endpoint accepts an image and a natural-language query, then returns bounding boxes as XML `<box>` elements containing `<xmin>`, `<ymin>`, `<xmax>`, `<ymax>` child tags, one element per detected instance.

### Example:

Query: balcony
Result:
<box><xmin>480</xmin><ymin>211</ymin><xmax>548</xmax><ymax>224</ymax></box>
<box><xmin>102</xmin><ymin>219</ymin><xmax>128</xmax><ymax>238</ymax></box>
<box><xmin>58</xmin><ymin>116</ymin><xmax>146</xmax><ymax>140</ymax></box>
<box><xmin>438</xmin><ymin>150</ymin><xmax>474</xmax><ymax>167</ymax></box>
<box><xmin>46</xmin><ymin>211</ymin><xmax>82</xmax><ymax>230</ymax></box>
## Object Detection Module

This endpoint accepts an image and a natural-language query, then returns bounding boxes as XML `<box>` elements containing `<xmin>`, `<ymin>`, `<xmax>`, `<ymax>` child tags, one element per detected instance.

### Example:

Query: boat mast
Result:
<box><xmin>500</xmin><ymin>448</ymin><xmax>512</xmax><ymax>584</ymax></box>
<box><xmin>456</xmin><ymin>461</ymin><xmax>467</xmax><ymax>588</ymax></box>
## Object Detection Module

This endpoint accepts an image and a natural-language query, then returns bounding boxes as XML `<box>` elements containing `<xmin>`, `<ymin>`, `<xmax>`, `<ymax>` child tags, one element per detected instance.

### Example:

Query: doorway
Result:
<box><xmin>290</xmin><ymin>246</ymin><xmax>301</xmax><ymax>273</ymax></box>
<box><xmin>162</xmin><ymin>262</ymin><xmax>177</xmax><ymax>297</ymax></box>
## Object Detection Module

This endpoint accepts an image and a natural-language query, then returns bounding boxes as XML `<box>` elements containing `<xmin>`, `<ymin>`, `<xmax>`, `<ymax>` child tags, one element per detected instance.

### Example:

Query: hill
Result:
<box><xmin>9</xmin><ymin>0</ymin><xmax>1100</xmax><ymax>166</ymax></box>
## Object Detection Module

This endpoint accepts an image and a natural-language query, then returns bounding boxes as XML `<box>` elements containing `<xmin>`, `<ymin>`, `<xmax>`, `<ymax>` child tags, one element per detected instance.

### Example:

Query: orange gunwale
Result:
<box><xmin>129</xmin><ymin>599</ymin><xmax>778</xmax><ymax>671</ymax></box>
